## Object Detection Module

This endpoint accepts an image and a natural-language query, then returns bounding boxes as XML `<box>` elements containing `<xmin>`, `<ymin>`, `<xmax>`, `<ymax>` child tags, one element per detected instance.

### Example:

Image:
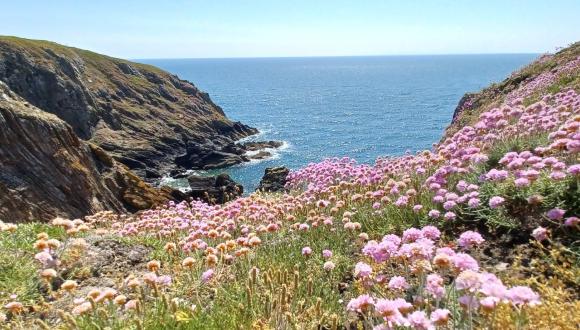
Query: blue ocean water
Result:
<box><xmin>139</xmin><ymin>54</ymin><xmax>537</xmax><ymax>191</ymax></box>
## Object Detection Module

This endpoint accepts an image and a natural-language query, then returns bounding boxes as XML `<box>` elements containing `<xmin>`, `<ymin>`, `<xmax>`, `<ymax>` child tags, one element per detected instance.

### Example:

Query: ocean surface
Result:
<box><xmin>139</xmin><ymin>54</ymin><xmax>537</xmax><ymax>192</ymax></box>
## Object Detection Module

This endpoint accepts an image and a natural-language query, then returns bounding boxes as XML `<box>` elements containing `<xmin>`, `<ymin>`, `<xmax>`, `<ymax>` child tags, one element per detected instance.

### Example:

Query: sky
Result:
<box><xmin>1</xmin><ymin>0</ymin><xmax>579</xmax><ymax>59</ymax></box>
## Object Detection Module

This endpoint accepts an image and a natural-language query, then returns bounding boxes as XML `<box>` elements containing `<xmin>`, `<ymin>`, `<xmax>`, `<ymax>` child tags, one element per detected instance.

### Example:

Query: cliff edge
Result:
<box><xmin>0</xmin><ymin>36</ymin><xmax>258</xmax><ymax>178</ymax></box>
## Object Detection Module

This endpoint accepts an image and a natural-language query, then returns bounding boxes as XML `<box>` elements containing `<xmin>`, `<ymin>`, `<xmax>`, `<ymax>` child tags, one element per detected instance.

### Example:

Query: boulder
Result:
<box><xmin>248</xmin><ymin>150</ymin><xmax>272</xmax><ymax>160</ymax></box>
<box><xmin>199</xmin><ymin>151</ymin><xmax>247</xmax><ymax>170</ymax></box>
<box><xmin>239</xmin><ymin>140</ymin><xmax>284</xmax><ymax>151</ymax></box>
<box><xmin>256</xmin><ymin>167</ymin><xmax>290</xmax><ymax>193</ymax></box>
<box><xmin>187</xmin><ymin>173</ymin><xmax>243</xmax><ymax>204</ymax></box>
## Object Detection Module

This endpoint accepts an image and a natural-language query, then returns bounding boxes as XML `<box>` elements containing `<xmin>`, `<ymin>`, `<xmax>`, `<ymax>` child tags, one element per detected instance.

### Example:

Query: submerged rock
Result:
<box><xmin>256</xmin><ymin>167</ymin><xmax>290</xmax><ymax>192</ymax></box>
<box><xmin>187</xmin><ymin>173</ymin><xmax>243</xmax><ymax>204</ymax></box>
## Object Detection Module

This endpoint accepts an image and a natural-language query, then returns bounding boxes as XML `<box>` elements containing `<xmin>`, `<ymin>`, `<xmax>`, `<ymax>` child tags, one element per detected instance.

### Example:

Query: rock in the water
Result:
<box><xmin>239</xmin><ymin>140</ymin><xmax>284</xmax><ymax>151</ymax></box>
<box><xmin>187</xmin><ymin>173</ymin><xmax>243</xmax><ymax>204</ymax></box>
<box><xmin>248</xmin><ymin>150</ymin><xmax>272</xmax><ymax>160</ymax></box>
<box><xmin>256</xmin><ymin>167</ymin><xmax>289</xmax><ymax>192</ymax></box>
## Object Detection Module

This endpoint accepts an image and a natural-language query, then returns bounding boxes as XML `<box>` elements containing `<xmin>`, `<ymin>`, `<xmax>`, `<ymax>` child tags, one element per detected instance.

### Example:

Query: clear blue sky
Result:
<box><xmin>1</xmin><ymin>0</ymin><xmax>579</xmax><ymax>59</ymax></box>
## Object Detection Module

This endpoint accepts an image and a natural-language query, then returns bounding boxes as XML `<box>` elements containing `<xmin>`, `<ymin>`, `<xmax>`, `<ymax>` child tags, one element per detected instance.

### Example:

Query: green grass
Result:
<box><xmin>0</xmin><ymin>224</ymin><xmax>66</xmax><ymax>306</ymax></box>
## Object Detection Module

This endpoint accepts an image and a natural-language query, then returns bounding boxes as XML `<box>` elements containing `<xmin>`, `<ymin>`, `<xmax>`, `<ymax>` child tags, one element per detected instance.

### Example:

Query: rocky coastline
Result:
<box><xmin>0</xmin><ymin>36</ymin><xmax>283</xmax><ymax>221</ymax></box>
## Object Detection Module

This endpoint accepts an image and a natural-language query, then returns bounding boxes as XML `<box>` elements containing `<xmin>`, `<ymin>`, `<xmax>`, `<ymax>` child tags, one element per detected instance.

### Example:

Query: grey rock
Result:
<box><xmin>187</xmin><ymin>173</ymin><xmax>243</xmax><ymax>204</ymax></box>
<box><xmin>256</xmin><ymin>167</ymin><xmax>289</xmax><ymax>193</ymax></box>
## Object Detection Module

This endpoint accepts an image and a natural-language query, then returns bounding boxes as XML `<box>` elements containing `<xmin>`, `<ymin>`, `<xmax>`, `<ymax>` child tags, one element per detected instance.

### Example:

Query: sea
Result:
<box><xmin>139</xmin><ymin>54</ymin><xmax>537</xmax><ymax>192</ymax></box>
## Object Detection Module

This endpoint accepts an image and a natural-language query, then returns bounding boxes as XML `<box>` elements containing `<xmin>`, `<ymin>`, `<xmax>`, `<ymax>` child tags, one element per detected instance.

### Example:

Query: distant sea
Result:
<box><xmin>139</xmin><ymin>54</ymin><xmax>537</xmax><ymax>192</ymax></box>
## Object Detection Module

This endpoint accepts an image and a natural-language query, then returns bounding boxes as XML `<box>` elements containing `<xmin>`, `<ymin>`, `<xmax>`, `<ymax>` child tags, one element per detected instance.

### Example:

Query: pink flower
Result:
<box><xmin>489</xmin><ymin>196</ymin><xmax>505</xmax><ymax>209</ymax></box>
<box><xmin>486</xmin><ymin>169</ymin><xmax>509</xmax><ymax>181</ymax></box>
<box><xmin>505</xmin><ymin>286</ymin><xmax>540</xmax><ymax>306</ymax></box>
<box><xmin>388</xmin><ymin>276</ymin><xmax>409</xmax><ymax>290</ymax></box>
<box><xmin>480</xmin><ymin>281</ymin><xmax>507</xmax><ymax>300</ymax></box>
<box><xmin>432</xmin><ymin>195</ymin><xmax>445</xmax><ymax>203</ymax></box>
<box><xmin>468</xmin><ymin>198</ymin><xmax>480</xmax><ymax>208</ymax></box>
<box><xmin>550</xmin><ymin>171</ymin><xmax>566</xmax><ymax>180</ymax></box>
<box><xmin>546</xmin><ymin>208</ymin><xmax>566</xmax><ymax>220</ymax></box>
<box><xmin>301</xmin><ymin>246</ymin><xmax>312</xmax><ymax>256</ymax></box>
<box><xmin>346</xmin><ymin>294</ymin><xmax>375</xmax><ymax>313</ymax></box>
<box><xmin>428</xmin><ymin>210</ymin><xmax>441</xmax><ymax>218</ymax></box>
<box><xmin>362</xmin><ymin>239</ymin><xmax>399</xmax><ymax>263</ymax></box>
<box><xmin>421</xmin><ymin>226</ymin><xmax>441</xmax><ymax>240</ymax></box>
<box><xmin>456</xmin><ymin>180</ymin><xmax>469</xmax><ymax>192</ymax></box>
<box><xmin>443</xmin><ymin>200</ymin><xmax>457</xmax><ymax>210</ymax></box>
<box><xmin>407</xmin><ymin>311</ymin><xmax>433</xmax><ymax>330</ymax></box>
<box><xmin>425</xmin><ymin>273</ymin><xmax>445</xmax><ymax>299</ymax></box>
<box><xmin>458</xmin><ymin>231</ymin><xmax>485</xmax><ymax>249</ymax></box>
<box><xmin>456</xmin><ymin>270</ymin><xmax>481</xmax><ymax>292</ymax></box>
<box><xmin>514</xmin><ymin>177</ymin><xmax>530</xmax><ymax>187</ymax></box>
<box><xmin>323</xmin><ymin>261</ymin><xmax>335</xmax><ymax>271</ymax></box>
<box><xmin>480</xmin><ymin>296</ymin><xmax>498</xmax><ymax>311</ymax></box>
<box><xmin>430</xmin><ymin>309</ymin><xmax>450</xmax><ymax>326</ymax></box>
<box><xmin>34</xmin><ymin>251</ymin><xmax>58</xmax><ymax>268</ymax></box>
<box><xmin>383</xmin><ymin>234</ymin><xmax>402</xmax><ymax>246</ymax></box>
<box><xmin>299</xmin><ymin>223</ymin><xmax>310</xmax><ymax>231</ymax></box>
<box><xmin>402</xmin><ymin>228</ymin><xmax>423</xmax><ymax>242</ymax></box>
<box><xmin>124</xmin><ymin>299</ymin><xmax>138</xmax><ymax>311</ymax></box>
<box><xmin>201</xmin><ymin>269</ymin><xmax>214</xmax><ymax>283</ymax></box>
<box><xmin>531</xmin><ymin>227</ymin><xmax>548</xmax><ymax>241</ymax></box>
<box><xmin>156</xmin><ymin>275</ymin><xmax>172</xmax><ymax>286</ymax></box>
<box><xmin>395</xmin><ymin>196</ymin><xmax>409</xmax><ymax>207</ymax></box>
<box><xmin>444</xmin><ymin>211</ymin><xmax>456</xmax><ymax>220</ymax></box>
<box><xmin>458</xmin><ymin>295</ymin><xmax>479</xmax><ymax>309</ymax></box>
<box><xmin>452</xmin><ymin>253</ymin><xmax>480</xmax><ymax>271</ymax></box>
<box><xmin>565</xmin><ymin>216</ymin><xmax>579</xmax><ymax>227</ymax></box>
<box><xmin>354</xmin><ymin>262</ymin><xmax>372</xmax><ymax>279</ymax></box>
<box><xmin>373</xmin><ymin>299</ymin><xmax>408</xmax><ymax>326</ymax></box>
<box><xmin>413</xmin><ymin>204</ymin><xmax>423</xmax><ymax>213</ymax></box>
<box><xmin>567</xmin><ymin>164</ymin><xmax>580</xmax><ymax>175</ymax></box>
<box><xmin>322</xmin><ymin>249</ymin><xmax>333</xmax><ymax>259</ymax></box>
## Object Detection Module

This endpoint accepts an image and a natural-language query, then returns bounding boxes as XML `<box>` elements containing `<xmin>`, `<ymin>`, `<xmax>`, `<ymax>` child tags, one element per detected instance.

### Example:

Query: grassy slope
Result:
<box><xmin>445</xmin><ymin>41</ymin><xmax>580</xmax><ymax>139</ymax></box>
<box><xmin>0</xmin><ymin>43</ymin><xmax>579</xmax><ymax>329</ymax></box>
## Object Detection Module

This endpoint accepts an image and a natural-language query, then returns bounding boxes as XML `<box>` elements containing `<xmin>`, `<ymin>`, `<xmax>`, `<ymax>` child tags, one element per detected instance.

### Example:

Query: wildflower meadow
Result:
<box><xmin>1</xmin><ymin>44</ymin><xmax>579</xmax><ymax>329</ymax></box>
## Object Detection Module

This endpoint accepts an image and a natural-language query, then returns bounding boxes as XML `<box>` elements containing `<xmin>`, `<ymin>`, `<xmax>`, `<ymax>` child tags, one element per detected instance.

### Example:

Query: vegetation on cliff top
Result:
<box><xmin>0</xmin><ymin>42</ymin><xmax>579</xmax><ymax>329</ymax></box>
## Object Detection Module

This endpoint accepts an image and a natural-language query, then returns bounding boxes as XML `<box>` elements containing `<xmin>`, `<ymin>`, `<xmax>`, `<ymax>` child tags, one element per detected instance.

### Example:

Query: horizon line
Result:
<box><xmin>132</xmin><ymin>51</ymin><xmax>543</xmax><ymax>61</ymax></box>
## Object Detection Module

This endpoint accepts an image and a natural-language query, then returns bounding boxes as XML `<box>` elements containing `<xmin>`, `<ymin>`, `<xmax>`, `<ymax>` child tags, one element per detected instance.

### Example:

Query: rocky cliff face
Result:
<box><xmin>0</xmin><ymin>81</ymin><xmax>175</xmax><ymax>222</ymax></box>
<box><xmin>0</xmin><ymin>36</ymin><xmax>258</xmax><ymax>177</ymax></box>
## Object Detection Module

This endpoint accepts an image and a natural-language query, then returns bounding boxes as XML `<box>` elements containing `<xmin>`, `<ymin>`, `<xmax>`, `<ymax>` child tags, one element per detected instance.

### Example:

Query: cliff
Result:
<box><xmin>0</xmin><ymin>36</ymin><xmax>258</xmax><ymax>178</ymax></box>
<box><xmin>0</xmin><ymin>81</ymin><xmax>177</xmax><ymax>222</ymax></box>
<box><xmin>445</xmin><ymin>41</ymin><xmax>580</xmax><ymax>139</ymax></box>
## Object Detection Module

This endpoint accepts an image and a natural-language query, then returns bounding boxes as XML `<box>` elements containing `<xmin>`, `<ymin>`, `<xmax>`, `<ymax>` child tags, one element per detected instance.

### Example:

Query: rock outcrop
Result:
<box><xmin>0</xmin><ymin>36</ymin><xmax>259</xmax><ymax>177</ymax></box>
<box><xmin>0</xmin><ymin>81</ymin><xmax>174</xmax><ymax>222</ymax></box>
<box><xmin>240</xmin><ymin>140</ymin><xmax>284</xmax><ymax>151</ymax></box>
<box><xmin>256</xmin><ymin>167</ymin><xmax>289</xmax><ymax>193</ymax></box>
<box><xmin>187</xmin><ymin>173</ymin><xmax>243</xmax><ymax>204</ymax></box>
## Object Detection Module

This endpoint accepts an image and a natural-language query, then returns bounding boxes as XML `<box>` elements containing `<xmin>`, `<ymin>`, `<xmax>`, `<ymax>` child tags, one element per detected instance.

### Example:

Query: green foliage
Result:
<box><xmin>0</xmin><ymin>224</ymin><xmax>66</xmax><ymax>306</ymax></box>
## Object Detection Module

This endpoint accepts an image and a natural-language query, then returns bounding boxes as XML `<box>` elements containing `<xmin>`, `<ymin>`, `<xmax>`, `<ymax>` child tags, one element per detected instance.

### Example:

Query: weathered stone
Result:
<box><xmin>187</xmin><ymin>173</ymin><xmax>243</xmax><ymax>204</ymax></box>
<box><xmin>256</xmin><ymin>167</ymin><xmax>290</xmax><ymax>193</ymax></box>
<box><xmin>240</xmin><ymin>140</ymin><xmax>284</xmax><ymax>151</ymax></box>
<box><xmin>0</xmin><ymin>81</ymin><xmax>173</xmax><ymax>222</ymax></box>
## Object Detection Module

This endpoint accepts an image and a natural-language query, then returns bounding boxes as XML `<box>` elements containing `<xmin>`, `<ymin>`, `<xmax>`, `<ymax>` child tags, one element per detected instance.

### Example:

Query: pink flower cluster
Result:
<box><xmin>347</xmin><ymin>227</ymin><xmax>540</xmax><ymax>329</ymax></box>
<box><xmin>506</xmin><ymin>55</ymin><xmax>580</xmax><ymax>104</ymax></box>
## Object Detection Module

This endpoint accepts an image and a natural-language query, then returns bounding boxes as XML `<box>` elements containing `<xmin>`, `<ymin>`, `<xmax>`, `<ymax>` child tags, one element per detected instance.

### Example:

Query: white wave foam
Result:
<box><xmin>237</xmin><ymin>127</ymin><xmax>273</xmax><ymax>143</ymax></box>
<box><xmin>243</xmin><ymin>140</ymin><xmax>291</xmax><ymax>164</ymax></box>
